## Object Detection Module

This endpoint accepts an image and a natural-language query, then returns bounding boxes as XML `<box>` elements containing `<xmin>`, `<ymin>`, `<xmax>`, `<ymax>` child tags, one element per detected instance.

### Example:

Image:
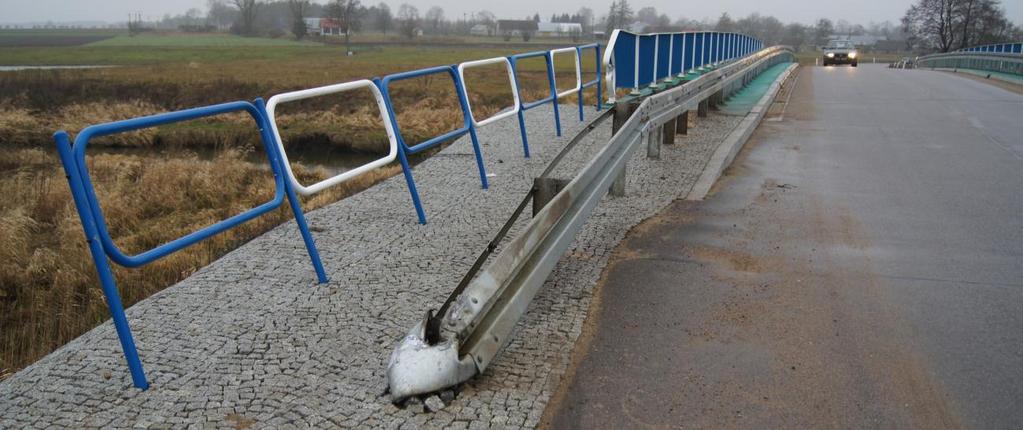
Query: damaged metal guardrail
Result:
<box><xmin>386</xmin><ymin>45</ymin><xmax>795</xmax><ymax>401</ymax></box>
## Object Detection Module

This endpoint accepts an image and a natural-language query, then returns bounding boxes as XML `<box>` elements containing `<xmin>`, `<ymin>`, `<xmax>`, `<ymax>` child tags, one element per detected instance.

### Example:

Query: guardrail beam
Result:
<box><xmin>386</xmin><ymin>46</ymin><xmax>796</xmax><ymax>403</ymax></box>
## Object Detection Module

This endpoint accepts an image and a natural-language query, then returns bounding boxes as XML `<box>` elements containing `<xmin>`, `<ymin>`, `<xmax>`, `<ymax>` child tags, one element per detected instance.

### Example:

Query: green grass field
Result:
<box><xmin>88</xmin><ymin>32</ymin><xmax>323</xmax><ymax>47</ymax></box>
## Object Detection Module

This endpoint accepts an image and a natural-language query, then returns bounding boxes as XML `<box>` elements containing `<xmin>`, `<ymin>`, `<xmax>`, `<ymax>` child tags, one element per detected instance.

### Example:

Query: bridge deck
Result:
<box><xmin>548</xmin><ymin>64</ymin><xmax>1023</xmax><ymax>428</ymax></box>
<box><xmin>1</xmin><ymin>104</ymin><xmax>743</xmax><ymax>428</ymax></box>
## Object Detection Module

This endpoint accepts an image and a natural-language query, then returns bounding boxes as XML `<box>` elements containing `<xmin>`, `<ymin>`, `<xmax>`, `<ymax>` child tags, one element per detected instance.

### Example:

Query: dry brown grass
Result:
<box><xmin>0</xmin><ymin>147</ymin><xmax>399</xmax><ymax>377</ymax></box>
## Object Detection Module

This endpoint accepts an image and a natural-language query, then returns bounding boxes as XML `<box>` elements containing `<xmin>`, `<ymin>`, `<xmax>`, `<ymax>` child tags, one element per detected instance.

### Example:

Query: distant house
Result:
<box><xmin>497</xmin><ymin>20</ymin><xmax>539</xmax><ymax>36</ymax></box>
<box><xmin>304</xmin><ymin>17</ymin><xmax>344</xmax><ymax>36</ymax></box>
<box><xmin>537</xmin><ymin>22</ymin><xmax>583</xmax><ymax>37</ymax></box>
<box><xmin>470</xmin><ymin>24</ymin><xmax>494</xmax><ymax>36</ymax></box>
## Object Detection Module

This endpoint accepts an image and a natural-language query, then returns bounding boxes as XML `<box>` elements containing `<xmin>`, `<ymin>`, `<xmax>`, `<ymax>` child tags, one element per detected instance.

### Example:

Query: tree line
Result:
<box><xmin>150</xmin><ymin>0</ymin><xmax>1019</xmax><ymax>53</ymax></box>
<box><xmin>902</xmin><ymin>0</ymin><xmax>1020</xmax><ymax>52</ymax></box>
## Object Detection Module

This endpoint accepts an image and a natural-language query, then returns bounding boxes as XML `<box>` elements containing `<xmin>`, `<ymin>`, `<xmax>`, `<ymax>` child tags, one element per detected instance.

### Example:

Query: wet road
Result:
<box><xmin>543</xmin><ymin>64</ymin><xmax>1023</xmax><ymax>428</ymax></box>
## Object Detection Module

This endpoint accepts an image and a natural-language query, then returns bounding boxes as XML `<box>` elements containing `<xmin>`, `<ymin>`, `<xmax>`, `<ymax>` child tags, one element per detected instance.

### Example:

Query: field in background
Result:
<box><xmin>0</xmin><ymin>30</ymin><xmax>600</xmax><ymax>377</ymax></box>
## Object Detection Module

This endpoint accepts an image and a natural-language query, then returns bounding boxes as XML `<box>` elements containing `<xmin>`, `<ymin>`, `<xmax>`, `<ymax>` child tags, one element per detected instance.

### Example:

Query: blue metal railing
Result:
<box><xmin>577</xmin><ymin>43</ymin><xmax>603</xmax><ymax>122</ymax></box>
<box><xmin>603</xmin><ymin>30</ymin><xmax>763</xmax><ymax>101</ymax></box>
<box><xmin>54</xmin><ymin>99</ymin><xmax>326</xmax><ymax>390</ymax></box>
<box><xmin>510</xmin><ymin>50</ymin><xmax>563</xmax><ymax>156</ymax></box>
<box><xmin>378</xmin><ymin>65</ymin><xmax>489</xmax><ymax>225</ymax></box>
<box><xmin>958</xmin><ymin>42</ymin><xmax>1023</xmax><ymax>54</ymax></box>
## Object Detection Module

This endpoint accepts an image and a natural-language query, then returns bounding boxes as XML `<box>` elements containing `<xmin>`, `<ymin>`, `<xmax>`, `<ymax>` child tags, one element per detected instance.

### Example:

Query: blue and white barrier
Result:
<box><xmin>266</xmin><ymin>80</ymin><xmax>399</xmax><ymax>195</ymax></box>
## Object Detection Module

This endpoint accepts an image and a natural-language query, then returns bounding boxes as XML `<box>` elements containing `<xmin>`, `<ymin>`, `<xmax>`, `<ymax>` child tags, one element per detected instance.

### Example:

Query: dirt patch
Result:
<box><xmin>687</xmin><ymin>244</ymin><xmax>770</xmax><ymax>273</ymax></box>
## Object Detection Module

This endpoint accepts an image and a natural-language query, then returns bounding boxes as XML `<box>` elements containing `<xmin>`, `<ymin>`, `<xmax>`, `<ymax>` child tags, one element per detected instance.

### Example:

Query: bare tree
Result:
<box><xmin>577</xmin><ymin>7</ymin><xmax>594</xmax><ymax>32</ymax></box>
<box><xmin>714</xmin><ymin>13</ymin><xmax>735</xmax><ymax>32</ymax></box>
<box><xmin>207</xmin><ymin>0</ymin><xmax>236</xmax><ymax>30</ymax></box>
<box><xmin>325</xmin><ymin>0</ymin><xmax>361</xmax><ymax>53</ymax></box>
<box><xmin>425</xmin><ymin>7</ymin><xmax>444</xmax><ymax>33</ymax></box>
<box><xmin>477</xmin><ymin>10</ymin><xmax>496</xmax><ymax>26</ymax></box>
<box><xmin>813</xmin><ymin>18</ymin><xmax>834</xmax><ymax>47</ymax></box>
<box><xmin>782</xmin><ymin>23</ymin><xmax>809</xmax><ymax>49</ymax></box>
<box><xmin>397</xmin><ymin>4</ymin><xmax>419</xmax><ymax>39</ymax></box>
<box><xmin>375</xmin><ymin>2</ymin><xmax>392</xmax><ymax>34</ymax></box>
<box><xmin>957</xmin><ymin>0</ymin><xmax>1019</xmax><ymax>47</ymax></box>
<box><xmin>902</xmin><ymin>0</ymin><xmax>961</xmax><ymax>52</ymax></box>
<box><xmin>636</xmin><ymin>7</ymin><xmax>659</xmax><ymax>26</ymax></box>
<box><xmin>605</xmin><ymin>0</ymin><xmax>634</xmax><ymax>34</ymax></box>
<box><xmin>231</xmin><ymin>0</ymin><xmax>260</xmax><ymax>36</ymax></box>
<box><xmin>288</xmin><ymin>0</ymin><xmax>309</xmax><ymax>40</ymax></box>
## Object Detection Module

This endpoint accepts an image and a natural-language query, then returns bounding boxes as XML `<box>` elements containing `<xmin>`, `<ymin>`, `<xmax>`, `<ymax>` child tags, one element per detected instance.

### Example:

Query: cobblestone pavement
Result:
<box><xmin>0</xmin><ymin>104</ymin><xmax>741</xmax><ymax>429</ymax></box>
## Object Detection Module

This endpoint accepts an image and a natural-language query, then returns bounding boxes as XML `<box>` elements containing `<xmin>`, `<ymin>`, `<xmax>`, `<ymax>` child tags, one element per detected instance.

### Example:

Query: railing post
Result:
<box><xmin>646</xmin><ymin>125</ymin><xmax>662</xmax><ymax>159</ymax></box>
<box><xmin>610</xmin><ymin>100</ymin><xmax>638</xmax><ymax>196</ymax></box>
<box><xmin>55</xmin><ymin>131</ymin><xmax>149</xmax><ymax>390</ymax></box>
<box><xmin>533</xmin><ymin>177</ymin><xmax>570</xmax><ymax>216</ymax></box>
<box><xmin>255</xmin><ymin>98</ymin><xmax>327</xmax><ymax>284</ymax></box>
<box><xmin>661</xmin><ymin>117</ymin><xmax>676</xmax><ymax>145</ymax></box>
<box><xmin>676</xmin><ymin>111</ymin><xmax>689</xmax><ymax>135</ymax></box>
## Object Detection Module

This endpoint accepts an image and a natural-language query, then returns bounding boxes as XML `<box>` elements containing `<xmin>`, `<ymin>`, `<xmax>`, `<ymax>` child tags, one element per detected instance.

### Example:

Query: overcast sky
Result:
<box><xmin>2</xmin><ymin>0</ymin><xmax>1022</xmax><ymax>27</ymax></box>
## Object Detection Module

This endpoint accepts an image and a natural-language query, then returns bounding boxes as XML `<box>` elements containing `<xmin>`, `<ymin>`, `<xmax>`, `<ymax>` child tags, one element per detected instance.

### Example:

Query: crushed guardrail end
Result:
<box><xmin>386</xmin><ymin>316</ymin><xmax>478</xmax><ymax>403</ymax></box>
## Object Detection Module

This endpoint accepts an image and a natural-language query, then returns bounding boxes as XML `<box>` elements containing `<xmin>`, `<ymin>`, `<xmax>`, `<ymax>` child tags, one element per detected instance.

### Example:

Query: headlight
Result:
<box><xmin>826</xmin><ymin>52</ymin><xmax>835</xmax><ymax>58</ymax></box>
<box><xmin>848</xmin><ymin>51</ymin><xmax>857</xmax><ymax>59</ymax></box>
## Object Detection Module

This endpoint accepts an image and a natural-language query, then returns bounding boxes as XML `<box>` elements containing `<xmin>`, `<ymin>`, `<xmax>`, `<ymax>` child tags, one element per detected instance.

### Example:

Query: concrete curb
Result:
<box><xmin>929</xmin><ymin>67</ymin><xmax>1023</xmax><ymax>88</ymax></box>
<box><xmin>686</xmin><ymin>63</ymin><xmax>799</xmax><ymax>201</ymax></box>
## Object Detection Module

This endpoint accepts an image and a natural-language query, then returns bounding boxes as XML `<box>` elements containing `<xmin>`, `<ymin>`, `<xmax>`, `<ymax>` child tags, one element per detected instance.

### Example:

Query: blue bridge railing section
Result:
<box><xmin>54</xmin><ymin>99</ymin><xmax>327</xmax><ymax>390</ymax></box>
<box><xmin>53</xmin><ymin>42</ymin><xmax>606</xmax><ymax>389</ymax></box>
<box><xmin>958</xmin><ymin>42</ymin><xmax>1023</xmax><ymax>54</ymax></box>
<box><xmin>379</xmin><ymin>65</ymin><xmax>490</xmax><ymax>225</ymax></box>
<box><xmin>603</xmin><ymin>30</ymin><xmax>763</xmax><ymax>102</ymax></box>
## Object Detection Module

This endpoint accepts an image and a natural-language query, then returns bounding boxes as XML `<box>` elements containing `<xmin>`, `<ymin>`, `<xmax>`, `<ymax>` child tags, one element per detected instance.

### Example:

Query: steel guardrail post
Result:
<box><xmin>676</xmin><ymin>110</ymin><xmax>689</xmax><ymax>135</ymax></box>
<box><xmin>662</xmin><ymin>117</ymin><xmax>676</xmax><ymax>145</ymax></box>
<box><xmin>646</xmin><ymin>122</ymin><xmax>661</xmax><ymax>159</ymax></box>
<box><xmin>610</xmin><ymin>99</ymin><xmax>639</xmax><ymax>196</ymax></box>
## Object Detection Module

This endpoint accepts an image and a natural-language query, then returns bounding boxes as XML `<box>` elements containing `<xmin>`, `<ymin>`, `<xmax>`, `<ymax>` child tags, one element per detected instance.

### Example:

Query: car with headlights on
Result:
<box><xmin>822</xmin><ymin>40</ymin><xmax>858</xmax><ymax>67</ymax></box>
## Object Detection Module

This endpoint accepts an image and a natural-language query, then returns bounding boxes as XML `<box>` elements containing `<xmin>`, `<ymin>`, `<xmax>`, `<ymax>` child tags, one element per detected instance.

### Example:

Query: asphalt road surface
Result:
<box><xmin>543</xmin><ymin>64</ymin><xmax>1023</xmax><ymax>429</ymax></box>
